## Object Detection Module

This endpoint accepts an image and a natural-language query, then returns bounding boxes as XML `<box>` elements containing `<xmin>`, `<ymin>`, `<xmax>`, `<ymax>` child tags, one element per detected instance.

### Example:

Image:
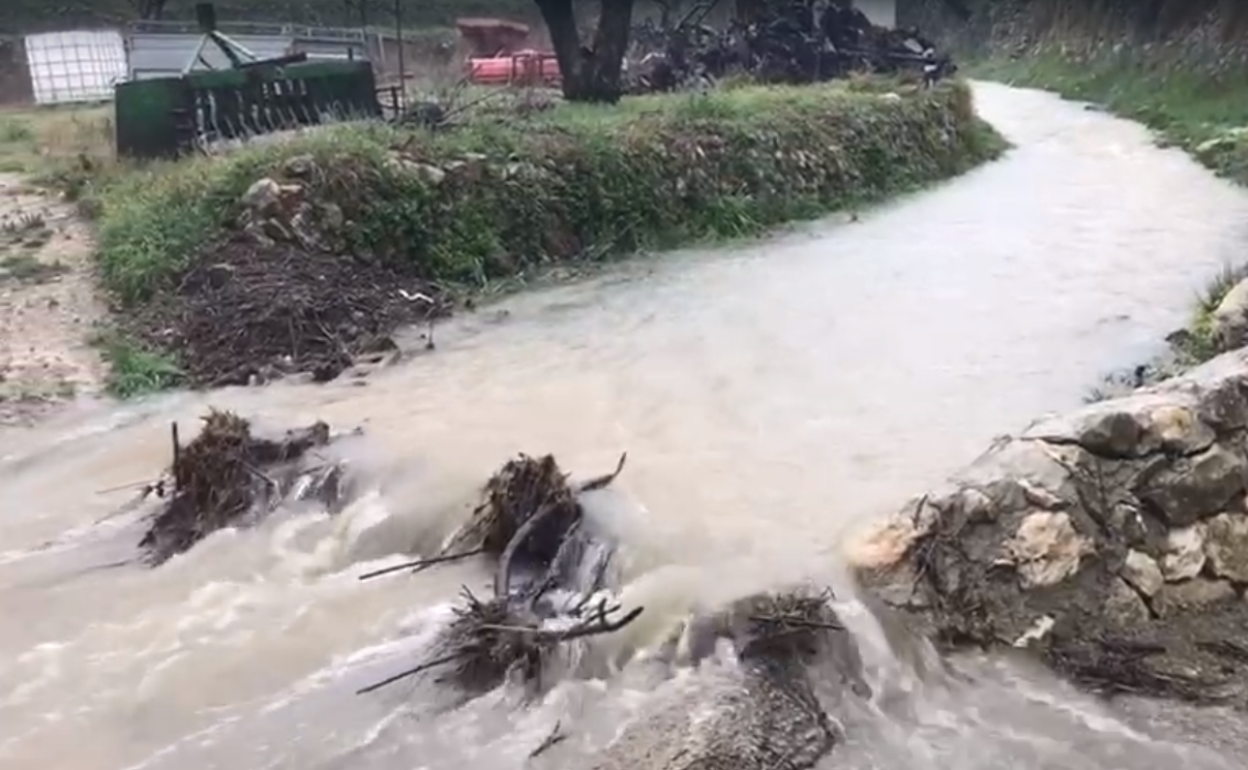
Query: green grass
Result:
<box><xmin>0</xmin><ymin>104</ymin><xmax>117</xmax><ymax>183</ymax></box>
<box><xmin>93</xmin><ymin>332</ymin><xmax>184</xmax><ymax>398</ymax></box>
<box><xmin>91</xmin><ymin>80</ymin><xmax>1004</xmax><ymax>309</ymax></box>
<box><xmin>967</xmin><ymin>50</ymin><xmax>1248</xmax><ymax>182</ymax></box>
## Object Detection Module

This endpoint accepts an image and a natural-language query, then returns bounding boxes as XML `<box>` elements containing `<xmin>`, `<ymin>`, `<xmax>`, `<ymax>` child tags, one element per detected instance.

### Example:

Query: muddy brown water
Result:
<box><xmin>3</xmin><ymin>82</ymin><xmax>1248</xmax><ymax>770</ymax></box>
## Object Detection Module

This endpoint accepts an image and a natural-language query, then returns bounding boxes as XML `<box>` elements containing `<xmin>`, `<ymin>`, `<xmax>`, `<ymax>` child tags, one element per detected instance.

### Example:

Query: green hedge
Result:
<box><xmin>95</xmin><ymin>80</ymin><xmax>1004</xmax><ymax>306</ymax></box>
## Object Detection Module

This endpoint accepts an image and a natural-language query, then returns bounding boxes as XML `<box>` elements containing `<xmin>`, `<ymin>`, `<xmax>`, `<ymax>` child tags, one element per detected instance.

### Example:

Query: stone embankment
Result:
<box><xmin>852</xmin><ymin>347</ymin><xmax>1248</xmax><ymax>705</ymax></box>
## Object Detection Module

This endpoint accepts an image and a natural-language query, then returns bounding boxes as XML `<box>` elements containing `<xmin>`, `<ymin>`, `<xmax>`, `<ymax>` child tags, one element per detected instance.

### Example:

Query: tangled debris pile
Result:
<box><xmin>358</xmin><ymin>452</ymin><xmax>636</xmax><ymax>698</ymax></box>
<box><xmin>138</xmin><ymin>409</ymin><xmax>350</xmax><ymax>565</ymax></box>
<box><xmin>726</xmin><ymin>590</ymin><xmax>850</xmax><ymax>663</ymax></box>
<box><xmin>135</xmin><ymin>237</ymin><xmax>443</xmax><ymax>388</ymax></box>
<box><xmin>351</xmin><ymin>452</ymin><xmax>879</xmax><ymax>767</ymax></box>
<box><xmin>130</xmin><ymin>155</ymin><xmax>450</xmax><ymax>389</ymax></box>
<box><xmin>626</xmin><ymin>0</ymin><xmax>955</xmax><ymax>92</ymax></box>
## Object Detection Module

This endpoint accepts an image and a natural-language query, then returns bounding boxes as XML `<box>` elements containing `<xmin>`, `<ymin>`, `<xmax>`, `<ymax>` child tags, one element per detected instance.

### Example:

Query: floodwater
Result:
<box><xmin>3</xmin><ymin>82</ymin><xmax>1248</xmax><ymax>770</ymax></box>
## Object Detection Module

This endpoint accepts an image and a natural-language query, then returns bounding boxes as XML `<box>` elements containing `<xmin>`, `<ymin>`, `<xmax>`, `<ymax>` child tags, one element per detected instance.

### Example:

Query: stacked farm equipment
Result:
<box><xmin>624</xmin><ymin>0</ymin><xmax>957</xmax><ymax>93</ymax></box>
<box><xmin>115</xmin><ymin>2</ymin><xmax>382</xmax><ymax>159</ymax></box>
<box><xmin>458</xmin><ymin>18</ymin><xmax>561</xmax><ymax>88</ymax></box>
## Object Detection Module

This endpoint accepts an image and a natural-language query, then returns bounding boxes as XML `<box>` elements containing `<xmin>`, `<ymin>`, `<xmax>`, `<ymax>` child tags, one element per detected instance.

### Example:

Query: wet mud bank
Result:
<box><xmin>854</xmin><ymin>347</ymin><xmax>1248</xmax><ymax>708</ymax></box>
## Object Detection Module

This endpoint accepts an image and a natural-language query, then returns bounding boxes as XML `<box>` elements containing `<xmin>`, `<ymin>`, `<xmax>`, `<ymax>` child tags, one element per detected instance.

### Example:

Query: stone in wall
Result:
<box><xmin>850</xmin><ymin>348</ymin><xmax>1248</xmax><ymax>706</ymax></box>
<box><xmin>1210</xmin><ymin>274</ymin><xmax>1248</xmax><ymax>353</ymax></box>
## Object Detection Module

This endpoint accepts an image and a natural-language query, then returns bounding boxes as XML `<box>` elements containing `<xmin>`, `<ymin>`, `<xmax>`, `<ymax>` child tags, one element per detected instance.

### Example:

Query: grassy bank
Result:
<box><xmin>97</xmin><ymin>81</ymin><xmax>1002</xmax><ymax>305</ymax></box>
<box><xmin>969</xmin><ymin>52</ymin><xmax>1248</xmax><ymax>183</ymax></box>
<box><xmin>85</xmin><ymin>79</ymin><xmax>1003</xmax><ymax>394</ymax></box>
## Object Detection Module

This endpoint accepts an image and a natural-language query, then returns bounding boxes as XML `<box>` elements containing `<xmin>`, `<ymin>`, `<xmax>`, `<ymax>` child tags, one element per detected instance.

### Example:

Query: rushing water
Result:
<box><xmin>4</xmin><ymin>82</ymin><xmax>1248</xmax><ymax>770</ymax></box>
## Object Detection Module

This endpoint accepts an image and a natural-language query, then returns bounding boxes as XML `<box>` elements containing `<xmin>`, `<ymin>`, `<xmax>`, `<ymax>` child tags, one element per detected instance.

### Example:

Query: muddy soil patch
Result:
<box><xmin>128</xmin><ymin>237</ymin><xmax>448</xmax><ymax>388</ymax></box>
<box><xmin>0</xmin><ymin>174</ymin><xmax>105</xmax><ymax>426</ymax></box>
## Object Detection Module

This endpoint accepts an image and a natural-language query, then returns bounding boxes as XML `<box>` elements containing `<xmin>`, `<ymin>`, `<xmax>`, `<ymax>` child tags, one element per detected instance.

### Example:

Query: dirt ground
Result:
<box><xmin>0</xmin><ymin>173</ymin><xmax>105</xmax><ymax>427</ymax></box>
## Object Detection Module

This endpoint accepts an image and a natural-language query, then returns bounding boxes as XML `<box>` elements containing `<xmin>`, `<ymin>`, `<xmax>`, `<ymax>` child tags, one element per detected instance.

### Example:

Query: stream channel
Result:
<box><xmin>3</xmin><ymin>82</ymin><xmax>1248</xmax><ymax>769</ymax></box>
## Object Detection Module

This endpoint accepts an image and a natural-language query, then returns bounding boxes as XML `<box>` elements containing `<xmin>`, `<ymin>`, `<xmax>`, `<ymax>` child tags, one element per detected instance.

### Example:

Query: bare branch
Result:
<box><xmin>356</xmin><ymin>653</ymin><xmax>461</xmax><ymax>695</ymax></box>
<box><xmin>576</xmin><ymin>451</ymin><xmax>628</xmax><ymax>493</ymax></box>
<box><xmin>529</xmin><ymin>720</ymin><xmax>567</xmax><ymax>758</ymax></box>
<box><xmin>357</xmin><ymin>548</ymin><xmax>486</xmax><ymax>581</ymax></box>
<box><xmin>545</xmin><ymin>605</ymin><xmax>645</xmax><ymax>643</ymax></box>
<box><xmin>494</xmin><ymin>502</ymin><xmax>560</xmax><ymax>599</ymax></box>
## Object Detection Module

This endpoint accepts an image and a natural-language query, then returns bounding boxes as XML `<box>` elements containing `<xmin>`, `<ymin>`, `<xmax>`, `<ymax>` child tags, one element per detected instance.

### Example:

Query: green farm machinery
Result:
<box><xmin>114</xmin><ymin>3</ymin><xmax>382</xmax><ymax>159</ymax></box>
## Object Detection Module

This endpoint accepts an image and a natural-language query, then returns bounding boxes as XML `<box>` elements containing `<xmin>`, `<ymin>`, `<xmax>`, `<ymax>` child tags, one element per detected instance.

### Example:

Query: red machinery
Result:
<box><xmin>456</xmin><ymin>17</ymin><xmax>561</xmax><ymax>87</ymax></box>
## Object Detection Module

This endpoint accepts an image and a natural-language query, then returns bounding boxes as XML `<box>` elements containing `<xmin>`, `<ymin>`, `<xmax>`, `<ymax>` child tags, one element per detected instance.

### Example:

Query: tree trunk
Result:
<box><xmin>135</xmin><ymin>0</ymin><xmax>168</xmax><ymax>20</ymax></box>
<box><xmin>534</xmin><ymin>0</ymin><xmax>637</xmax><ymax>103</ymax></box>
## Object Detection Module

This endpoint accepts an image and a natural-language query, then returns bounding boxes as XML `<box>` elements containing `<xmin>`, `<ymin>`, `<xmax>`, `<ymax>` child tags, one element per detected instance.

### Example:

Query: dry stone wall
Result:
<box><xmin>852</xmin><ymin>348</ymin><xmax>1248</xmax><ymax>705</ymax></box>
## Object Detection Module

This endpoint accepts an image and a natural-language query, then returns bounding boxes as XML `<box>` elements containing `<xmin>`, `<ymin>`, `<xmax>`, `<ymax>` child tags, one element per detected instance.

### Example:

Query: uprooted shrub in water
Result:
<box><xmin>137</xmin><ymin>409</ymin><xmax>350</xmax><ymax>565</ymax></box>
<box><xmin>357</xmin><ymin>451</ymin><xmax>633</xmax><ymax>698</ymax></box>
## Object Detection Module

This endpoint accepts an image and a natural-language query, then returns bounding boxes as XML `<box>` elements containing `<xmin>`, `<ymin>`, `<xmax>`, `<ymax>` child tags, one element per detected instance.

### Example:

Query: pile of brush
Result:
<box><xmin>358</xmin><ymin>452</ymin><xmax>638</xmax><ymax>697</ymax></box>
<box><xmin>138</xmin><ymin>408</ymin><xmax>350</xmax><ymax>565</ymax></box>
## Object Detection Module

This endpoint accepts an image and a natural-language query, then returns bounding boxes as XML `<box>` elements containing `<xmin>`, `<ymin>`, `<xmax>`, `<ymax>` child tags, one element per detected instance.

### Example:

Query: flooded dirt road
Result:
<box><xmin>2</xmin><ymin>82</ymin><xmax>1247</xmax><ymax>770</ymax></box>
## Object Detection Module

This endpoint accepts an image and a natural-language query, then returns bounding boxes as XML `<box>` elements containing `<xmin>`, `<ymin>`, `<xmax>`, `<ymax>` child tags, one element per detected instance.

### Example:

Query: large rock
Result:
<box><xmin>1121</xmin><ymin>549</ymin><xmax>1163</xmax><ymax>596</ymax></box>
<box><xmin>1159</xmin><ymin>525</ymin><xmax>1207</xmax><ymax>581</ymax></box>
<box><xmin>1204</xmin><ymin>511</ymin><xmax>1248</xmax><ymax>582</ymax></box>
<box><xmin>1135</xmin><ymin>444</ymin><xmax>1248</xmax><ymax>527</ymax></box>
<box><xmin>1153</xmin><ymin>578</ymin><xmax>1238</xmax><ymax>619</ymax></box>
<box><xmin>851</xmin><ymin>348</ymin><xmax>1248</xmax><ymax>706</ymax></box>
<box><xmin>1210</xmin><ymin>275</ymin><xmax>1248</xmax><ymax>351</ymax></box>
<box><xmin>587</xmin><ymin>663</ymin><xmax>835</xmax><ymax>770</ymax></box>
<box><xmin>1003</xmin><ymin>511</ymin><xmax>1094</xmax><ymax>588</ymax></box>
<box><xmin>591</xmin><ymin>590</ymin><xmax>865</xmax><ymax>770</ymax></box>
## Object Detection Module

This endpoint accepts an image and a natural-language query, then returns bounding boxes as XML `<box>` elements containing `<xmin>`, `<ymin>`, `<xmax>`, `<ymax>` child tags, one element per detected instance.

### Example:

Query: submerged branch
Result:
<box><xmin>357</xmin><ymin>548</ymin><xmax>487</xmax><ymax>581</ymax></box>
<box><xmin>494</xmin><ymin>502</ymin><xmax>559</xmax><ymax>599</ymax></box>
<box><xmin>356</xmin><ymin>653</ymin><xmax>461</xmax><ymax>695</ymax></box>
<box><xmin>576</xmin><ymin>451</ymin><xmax>628</xmax><ymax>493</ymax></box>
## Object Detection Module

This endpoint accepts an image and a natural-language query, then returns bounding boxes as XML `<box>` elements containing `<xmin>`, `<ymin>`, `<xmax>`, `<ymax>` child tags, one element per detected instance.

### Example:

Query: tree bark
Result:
<box><xmin>533</xmin><ymin>0</ymin><xmax>637</xmax><ymax>103</ymax></box>
<box><xmin>133</xmin><ymin>0</ymin><xmax>168</xmax><ymax>20</ymax></box>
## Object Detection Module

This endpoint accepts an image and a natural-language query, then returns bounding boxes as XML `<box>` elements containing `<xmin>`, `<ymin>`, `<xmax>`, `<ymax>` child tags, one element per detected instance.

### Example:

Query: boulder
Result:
<box><xmin>1135</xmin><ymin>444</ymin><xmax>1248</xmax><ymax>528</ymax></box>
<box><xmin>1153</xmin><ymin>578</ymin><xmax>1238</xmax><ymax>619</ymax></box>
<box><xmin>1159</xmin><ymin>525</ymin><xmax>1206</xmax><ymax>582</ymax></box>
<box><xmin>592</xmin><ymin>590</ymin><xmax>863</xmax><ymax>770</ymax></box>
<box><xmin>1210</xmin><ymin>275</ymin><xmax>1248</xmax><ymax>351</ymax></box>
<box><xmin>240</xmin><ymin>177</ymin><xmax>303</xmax><ymax>217</ymax></box>
<box><xmin>1203</xmin><ymin>511</ymin><xmax>1248</xmax><ymax>582</ymax></box>
<box><xmin>282</xmin><ymin>154</ymin><xmax>318</xmax><ymax>178</ymax></box>
<box><xmin>1023</xmin><ymin>394</ymin><xmax>1215</xmax><ymax>458</ymax></box>
<box><xmin>1120</xmin><ymin>549</ymin><xmax>1163</xmax><ymax>597</ymax></box>
<box><xmin>588</xmin><ymin>663</ymin><xmax>835</xmax><ymax>770</ymax></box>
<box><xmin>1003</xmin><ymin>511</ymin><xmax>1094</xmax><ymax>589</ymax></box>
<box><xmin>853</xmin><ymin>348</ymin><xmax>1248</xmax><ymax>706</ymax></box>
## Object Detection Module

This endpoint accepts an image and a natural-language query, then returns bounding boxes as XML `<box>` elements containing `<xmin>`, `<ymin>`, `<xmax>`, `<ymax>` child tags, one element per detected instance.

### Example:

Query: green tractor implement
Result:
<box><xmin>114</xmin><ymin>2</ymin><xmax>383</xmax><ymax>159</ymax></box>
